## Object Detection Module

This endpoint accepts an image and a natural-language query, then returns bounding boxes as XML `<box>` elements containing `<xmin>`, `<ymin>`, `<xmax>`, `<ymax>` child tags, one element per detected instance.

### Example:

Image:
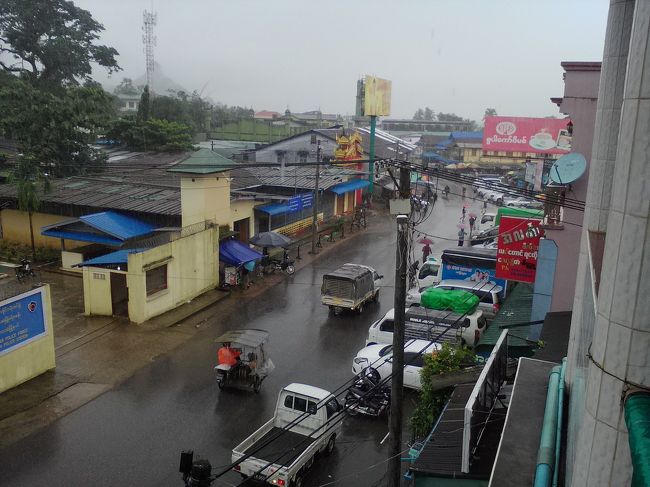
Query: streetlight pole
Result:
<box><xmin>310</xmin><ymin>140</ymin><xmax>321</xmax><ymax>254</ymax></box>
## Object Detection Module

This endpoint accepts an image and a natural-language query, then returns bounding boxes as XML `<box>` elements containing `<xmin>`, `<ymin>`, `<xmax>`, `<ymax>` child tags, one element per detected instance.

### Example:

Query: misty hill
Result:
<box><xmin>111</xmin><ymin>62</ymin><xmax>188</xmax><ymax>96</ymax></box>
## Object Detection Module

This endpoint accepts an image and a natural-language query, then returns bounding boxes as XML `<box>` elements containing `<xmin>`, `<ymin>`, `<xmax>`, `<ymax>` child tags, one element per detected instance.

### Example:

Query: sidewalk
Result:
<box><xmin>0</xmin><ymin>209</ymin><xmax>383</xmax><ymax>448</ymax></box>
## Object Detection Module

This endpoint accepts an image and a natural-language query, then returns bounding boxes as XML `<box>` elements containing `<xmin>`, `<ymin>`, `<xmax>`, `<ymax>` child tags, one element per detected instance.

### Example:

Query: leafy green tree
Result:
<box><xmin>423</xmin><ymin>107</ymin><xmax>435</xmax><ymax>120</ymax></box>
<box><xmin>484</xmin><ymin>108</ymin><xmax>497</xmax><ymax>119</ymax></box>
<box><xmin>150</xmin><ymin>95</ymin><xmax>192</xmax><ymax>128</ymax></box>
<box><xmin>137</xmin><ymin>85</ymin><xmax>151</xmax><ymax>122</ymax></box>
<box><xmin>9</xmin><ymin>155</ymin><xmax>48</xmax><ymax>260</ymax></box>
<box><xmin>413</xmin><ymin>108</ymin><xmax>425</xmax><ymax>120</ymax></box>
<box><xmin>0</xmin><ymin>0</ymin><xmax>120</xmax><ymax>90</ymax></box>
<box><xmin>107</xmin><ymin>118</ymin><xmax>194</xmax><ymax>152</ymax></box>
<box><xmin>114</xmin><ymin>78</ymin><xmax>139</xmax><ymax>96</ymax></box>
<box><xmin>0</xmin><ymin>76</ymin><xmax>114</xmax><ymax>176</ymax></box>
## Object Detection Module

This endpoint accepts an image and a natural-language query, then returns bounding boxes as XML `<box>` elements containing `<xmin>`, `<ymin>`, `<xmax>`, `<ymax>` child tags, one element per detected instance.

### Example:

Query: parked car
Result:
<box><xmin>470</xmin><ymin>225</ymin><xmax>499</xmax><ymax>245</ymax></box>
<box><xmin>480</xmin><ymin>212</ymin><xmax>497</xmax><ymax>225</ymax></box>
<box><xmin>369</xmin><ymin>306</ymin><xmax>487</xmax><ymax>347</ymax></box>
<box><xmin>417</xmin><ymin>256</ymin><xmax>441</xmax><ymax>289</ymax></box>
<box><xmin>352</xmin><ymin>339</ymin><xmax>441</xmax><ymax>390</ymax></box>
<box><xmin>434</xmin><ymin>279</ymin><xmax>503</xmax><ymax>318</ymax></box>
<box><xmin>321</xmin><ymin>264</ymin><xmax>383</xmax><ymax>315</ymax></box>
<box><xmin>472</xmin><ymin>239</ymin><xmax>498</xmax><ymax>249</ymax></box>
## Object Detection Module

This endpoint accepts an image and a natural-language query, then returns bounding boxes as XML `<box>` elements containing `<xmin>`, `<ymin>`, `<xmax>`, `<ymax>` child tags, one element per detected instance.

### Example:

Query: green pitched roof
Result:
<box><xmin>168</xmin><ymin>148</ymin><xmax>236</xmax><ymax>174</ymax></box>
<box><xmin>476</xmin><ymin>282</ymin><xmax>535</xmax><ymax>358</ymax></box>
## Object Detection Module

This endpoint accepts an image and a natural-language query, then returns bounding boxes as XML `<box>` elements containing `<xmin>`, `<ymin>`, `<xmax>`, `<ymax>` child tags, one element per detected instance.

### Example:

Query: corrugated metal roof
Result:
<box><xmin>79</xmin><ymin>211</ymin><xmax>157</xmax><ymax>240</ymax></box>
<box><xmin>475</xmin><ymin>283</ymin><xmax>534</xmax><ymax>357</ymax></box>
<box><xmin>78</xmin><ymin>248</ymin><xmax>144</xmax><ymax>267</ymax></box>
<box><xmin>329</xmin><ymin>179</ymin><xmax>370</xmax><ymax>195</ymax></box>
<box><xmin>256</xmin><ymin>203</ymin><xmax>292</xmax><ymax>216</ymax></box>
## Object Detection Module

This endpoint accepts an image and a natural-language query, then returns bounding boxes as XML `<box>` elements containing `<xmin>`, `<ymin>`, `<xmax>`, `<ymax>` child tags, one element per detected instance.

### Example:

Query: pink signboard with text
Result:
<box><xmin>496</xmin><ymin>217</ymin><xmax>544</xmax><ymax>283</ymax></box>
<box><xmin>483</xmin><ymin>116</ymin><xmax>572</xmax><ymax>154</ymax></box>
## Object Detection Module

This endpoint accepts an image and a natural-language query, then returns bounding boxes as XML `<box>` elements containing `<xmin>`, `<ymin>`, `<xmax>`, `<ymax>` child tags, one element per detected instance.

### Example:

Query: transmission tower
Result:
<box><xmin>142</xmin><ymin>10</ymin><xmax>157</xmax><ymax>94</ymax></box>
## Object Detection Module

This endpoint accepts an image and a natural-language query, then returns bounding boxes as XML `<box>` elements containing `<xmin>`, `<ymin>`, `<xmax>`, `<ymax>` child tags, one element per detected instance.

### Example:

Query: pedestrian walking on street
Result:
<box><xmin>469</xmin><ymin>215</ymin><xmax>476</xmax><ymax>232</ymax></box>
<box><xmin>461</xmin><ymin>206</ymin><xmax>466</xmax><ymax>221</ymax></box>
<box><xmin>433</xmin><ymin>192</ymin><xmax>438</xmax><ymax>205</ymax></box>
<box><xmin>422</xmin><ymin>243</ymin><xmax>432</xmax><ymax>263</ymax></box>
<box><xmin>483</xmin><ymin>199</ymin><xmax>488</xmax><ymax>210</ymax></box>
<box><xmin>458</xmin><ymin>228</ymin><xmax>466</xmax><ymax>246</ymax></box>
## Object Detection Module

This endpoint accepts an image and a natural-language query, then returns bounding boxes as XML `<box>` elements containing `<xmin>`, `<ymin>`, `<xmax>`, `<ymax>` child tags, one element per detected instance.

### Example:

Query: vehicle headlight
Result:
<box><xmin>354</xmin><ymin>357</ymin><xmax>369</xmax><ymax>366</ymax></box>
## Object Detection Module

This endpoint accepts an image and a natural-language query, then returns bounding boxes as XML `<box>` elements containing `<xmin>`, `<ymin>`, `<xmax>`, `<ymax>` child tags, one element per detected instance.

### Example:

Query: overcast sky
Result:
<box><xmin>76</xmin><ymin>0</ymin><xmax>609</xmax><ymax>121</ymax></box>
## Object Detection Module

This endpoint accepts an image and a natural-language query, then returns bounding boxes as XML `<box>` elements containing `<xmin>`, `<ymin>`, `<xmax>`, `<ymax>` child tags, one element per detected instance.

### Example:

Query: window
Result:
<box><xmin>404</xmin><ymin>352</ymin><xmax>424</xmax><ymax>368</ymax></box>
<box><xmin>294</xmin><ymin>396</ymin><xmax>307</xmax><ymax>412</ymax></box>
<box><xmin>146</xmin><ymin>265</ymin><xmax>168</xmax><ymax>296</ymax></box>
<box><xmin>326</xmin><ymin>398</ymin><xmax>340</xmax><ymax>419</ymax></box>
<box><xmin>308</xmin><ymin>401</ymin><xmax>317</xmax><ymax>414</ymax></box>
<box><xmin>379</xmin><ymin>320</ymin><xmax>395</xmax><ymax>332</ymax></box>
<box><xmin>284</xmin><ymin>395</ymin><xmax>294</xmax><ymax>408</ymax></box>
<box><xmin>418</xmin><ymin>264</ymin><xmax>439</xmax><ymax>279</ymax></box>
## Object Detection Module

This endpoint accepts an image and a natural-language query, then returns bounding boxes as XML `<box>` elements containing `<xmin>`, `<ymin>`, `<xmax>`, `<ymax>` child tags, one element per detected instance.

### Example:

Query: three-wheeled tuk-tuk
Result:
<box><xmin>214</xmin><ymin>329</ymin><xmax>274</xmax><ymax>393</ymax></box>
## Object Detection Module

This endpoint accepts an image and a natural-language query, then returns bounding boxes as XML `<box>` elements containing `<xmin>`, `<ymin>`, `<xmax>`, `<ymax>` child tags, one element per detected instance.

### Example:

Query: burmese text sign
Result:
<box><xmin>496</xmin><ymin>217</ymin><xmax>543</xmax><ymax>283</ymax></box>
<box><xmin>483</xmin><ymin>116</ymin><xmax>572</xmax><ymax>155</ymax></box>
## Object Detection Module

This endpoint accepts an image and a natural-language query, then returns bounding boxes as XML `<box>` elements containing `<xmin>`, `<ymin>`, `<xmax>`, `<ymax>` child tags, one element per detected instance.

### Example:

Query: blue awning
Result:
<box><xmin>77</xmin><ymin>248</ymin><xmax>145</xmax><ymax>267</ymax></box>
<box><xmin>329</xmin><ymin>179</ymin><xmax>370</xmax><ymax>195</ymax></box>
<box><xmin>256</xmin><ymin>203</ymin><xmax>292</xmax><ymax>216</ymax></box>
<box><xmin>219</xmin><ymin>239</ymin><xmax>264</xmax><ymax>267</ymax></box>
<box><xmin>41</xmin><ymin>211</ymin><xmax>157</xmax><ymax>246</ymax></box>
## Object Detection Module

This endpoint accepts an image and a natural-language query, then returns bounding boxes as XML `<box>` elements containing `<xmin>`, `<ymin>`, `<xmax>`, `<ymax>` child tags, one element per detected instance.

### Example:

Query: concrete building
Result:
<box><xmin>565</xmin><ymin>1</ymin><xmax>649</xmax><ymax>485</ymax></box>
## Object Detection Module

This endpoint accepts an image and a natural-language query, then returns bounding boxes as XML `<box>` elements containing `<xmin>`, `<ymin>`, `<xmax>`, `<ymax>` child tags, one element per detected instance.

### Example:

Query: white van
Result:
<box><xmin>366</xmin><ymin>307</ymin><xmax>487</xmax><ymax>348</ymax></box>
<box><xmin>417</xmin><ymin>257</ymin><xmax>441</xmax><ymax>289</ymax></box>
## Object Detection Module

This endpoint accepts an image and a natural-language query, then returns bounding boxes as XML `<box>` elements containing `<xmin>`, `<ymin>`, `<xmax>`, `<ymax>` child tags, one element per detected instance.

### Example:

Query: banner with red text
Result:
<box><xmin>496</xmin><ymin>217</ymin><xmax>544</xmax><ymax>283</ymax></box>
<box><xmin>483</xmin><ymin>116</ymin><xmax>572</xmax><ymax>155</ymax></box>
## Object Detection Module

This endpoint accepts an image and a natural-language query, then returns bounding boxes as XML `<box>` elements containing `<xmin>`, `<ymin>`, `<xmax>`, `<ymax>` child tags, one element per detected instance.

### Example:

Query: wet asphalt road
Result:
<box><xmin>1</xmin><ymin>193</ymin><xmax>484</xmax><ymax>487</ymax></box>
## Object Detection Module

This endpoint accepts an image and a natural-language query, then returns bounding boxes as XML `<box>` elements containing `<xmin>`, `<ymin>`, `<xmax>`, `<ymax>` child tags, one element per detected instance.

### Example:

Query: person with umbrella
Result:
<box><xmin>417</xmin><ymin>236</ymin><xmax>434</xmax><ymax>263</ymax></box>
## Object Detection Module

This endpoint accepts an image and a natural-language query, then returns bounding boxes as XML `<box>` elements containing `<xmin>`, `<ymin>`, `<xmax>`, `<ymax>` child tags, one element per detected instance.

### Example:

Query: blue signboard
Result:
<box><xmin>441</xmin><ymin>263</ymin><xmax>507</xmax><ymax>298</ymax></box>
<box><xmin>287</xmin><ymin>193</ymin><xmax>313</xmax><ymax>213</ymax></box>
<box><xmin>0</xmin><ymin>288</ymin><xmax>48</xmax><ymax>356</ymax></box>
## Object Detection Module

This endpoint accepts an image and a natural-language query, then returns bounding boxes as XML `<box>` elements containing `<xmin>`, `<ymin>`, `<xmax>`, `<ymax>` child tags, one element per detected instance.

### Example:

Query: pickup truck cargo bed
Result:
<box><xmin>244</xmin><ymin>427</ymin><xmax>316</xmax><ymax>466</ymax></box>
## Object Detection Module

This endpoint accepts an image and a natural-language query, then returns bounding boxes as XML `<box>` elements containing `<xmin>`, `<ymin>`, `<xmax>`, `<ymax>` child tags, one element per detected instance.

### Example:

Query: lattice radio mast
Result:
<box><xmin>142</xmin><ymin>10</ymin><xmax>157</xmax><ymax>94</ymax></box>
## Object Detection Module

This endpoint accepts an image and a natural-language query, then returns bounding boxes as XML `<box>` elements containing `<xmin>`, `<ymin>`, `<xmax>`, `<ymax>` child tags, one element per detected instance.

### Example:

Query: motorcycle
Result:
<box><xmin>15</xmin><ymin>258</ymin><xmax>36</xmax><ymax>281</ymax></box>
<box><xmin>345</xmin><ymin>368</ymin><xmax>391</xmax><ymax>417</ymax></box>
<box><xmin>268</xmin><ymin>257</ymin><xmax>295</xmax><ymax>275</ymax></box>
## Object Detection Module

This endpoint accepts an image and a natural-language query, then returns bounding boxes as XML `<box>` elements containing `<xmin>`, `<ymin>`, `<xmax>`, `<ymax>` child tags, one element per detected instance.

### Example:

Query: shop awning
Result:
<box><xmin>41</xmin><ymin>211</ymin><xmax>157</xmax><ymax>246</ymax></box>
<box><xmin>329</xmin><ymin>179</ymin><xmax>370</xmax><ymax>195</ymax></box>
<box><xmin>256</xmin><ymin>203</ymin><xmax>292</xmax><ymax>216</ymax></box>
<box><xmin>77</xmin><ymin>248</ymin><xmax>145</xmax><ymax>267</ymax></box>
<box><xmin>219</xmin><ymin>239</ymin><xmax>263</xmax><ymax>267</ymax></box>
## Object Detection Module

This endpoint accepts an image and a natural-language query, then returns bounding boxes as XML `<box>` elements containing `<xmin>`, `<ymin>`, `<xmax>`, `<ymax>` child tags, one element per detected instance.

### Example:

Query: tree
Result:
<box><xmin>0</xmin><ymin>0</ymin><xmax>120</xmax><ymax>90</ymax></box>
<box><xmin>484</xmin><ymin>108</ymin><xmax>497</xmax><ymax>119</ymax></box>
<box><xmin>0</xmin><ymin>76</ymin><xmax>114</xmax><ymax>176</ymax></box>
<box><xmin>10</xmin><ymin>155</ymin><xmax>47</xmax><ymax>260</ymax></box>
<box><xmin>115</xmin><ymin>78</ymin><xmax>139</xmax><ymax>96</ymax></box>
<box><xmin>437</xmin><ymin>112</ymin><xmax>464</xmax><ymax>122</ymax></box>
<box><xmin>107</xmin><ymin>118</ymin><xmax>194</xmax><ymax>152</ymax></box>
<box><xmin>413</xmin><ymin>108</ymin><xmax>425</xmax><ymax>120</ymax></box>
<box><xmin>137</xmin><ymin>85</ymin><xmax>150</xmax><ymax>122</ymax></box>
<box><xmin>423</xmin><ymin>107</ymin><xmax>435</xmax><ymax>121</ymax></box>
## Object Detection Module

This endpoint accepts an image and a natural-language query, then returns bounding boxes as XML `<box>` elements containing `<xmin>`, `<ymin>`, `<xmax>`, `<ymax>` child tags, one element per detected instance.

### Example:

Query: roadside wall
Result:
<box><xmin>0</xmin><ymin>285</ymin><xmax>55</xmax><ymax>393</ymax></box>
<box><xmin>0</xmin><ymin>209</ymin><xmax>86</xmax><ymax>249</ymax></box>
<box><xmin>127</xmin><ymin>226</ymin><xmax>218</xmax><ymax>323</ymax></box>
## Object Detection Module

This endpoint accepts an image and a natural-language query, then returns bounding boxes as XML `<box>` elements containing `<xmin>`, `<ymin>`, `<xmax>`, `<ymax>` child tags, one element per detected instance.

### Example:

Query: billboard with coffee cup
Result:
<box><xmin>483</xmin><ymin>116</ymin><xmax>572</xmax><ymax>154</ymax></box>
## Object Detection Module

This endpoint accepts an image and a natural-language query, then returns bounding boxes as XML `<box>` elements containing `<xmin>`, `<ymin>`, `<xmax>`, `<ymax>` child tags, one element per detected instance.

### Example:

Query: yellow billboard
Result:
<box><xmin>363</xmin><ymin>76</ymin><xmax>392</xmax><ymax>116</ymax></box>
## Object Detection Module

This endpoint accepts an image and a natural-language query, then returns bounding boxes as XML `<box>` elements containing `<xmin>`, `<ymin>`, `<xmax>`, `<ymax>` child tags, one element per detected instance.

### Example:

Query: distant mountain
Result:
<box><xmin>131</xmin><ymin>62</ymin><xmax>189</xmax><ymax>95</ymax></box>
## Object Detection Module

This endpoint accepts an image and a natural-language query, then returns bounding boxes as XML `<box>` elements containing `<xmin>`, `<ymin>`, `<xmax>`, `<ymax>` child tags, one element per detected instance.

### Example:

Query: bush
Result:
<box><xmin>410</xmin><ymin>343</ymin><xmax>477</xmax><ymax>439</ymax></box>
<box><xmin>0</xmin><ymin>240</ymin><xmax>60</xmax><ymax>264</ymax></box>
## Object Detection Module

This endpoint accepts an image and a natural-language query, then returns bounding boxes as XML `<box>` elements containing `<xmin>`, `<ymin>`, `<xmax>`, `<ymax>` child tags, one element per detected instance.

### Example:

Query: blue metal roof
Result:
<box><xmin>77</xmin><ymin>248</ymin><xmax>144</xmax><ymax>267</ymax></box>
<box><xmin>450</xmin><ymin>131</ymin><xmax>483</xmax><ymax>140</ymax></box>
<box><xmin>41</xmin><ymin>211</ymin><xmax>157</xmax><ymax>246</ymax></box>
<box><xmin>422</xmin><ymin>152</ymin><xmax>458</xmax><ymax>165</ymax></box>
<box><xmin>256</xmin><ymin>203</ymin><xmax>292</xmax><ymax>216</ymax></box>
<box><xmin>79</xmin><ymin>211</ymin><xmax>156</xmax><ymax>240</ymax></box>
<box><xmin>329</xmin><ymin>179</ymin><xmax>370</xmax><ymax>195</ymax></box>
<box><xmin>219</xmin><ymin>239</ymin><xmax>263</xmax><ymax>267</ymax></box>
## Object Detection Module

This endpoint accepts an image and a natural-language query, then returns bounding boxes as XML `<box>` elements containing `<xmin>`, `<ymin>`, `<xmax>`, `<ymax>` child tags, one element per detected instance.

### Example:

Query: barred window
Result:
<box><xmin>146</xmin><ymin>265</ymin><xmax>168</xmax><ymax>296</ymax></box>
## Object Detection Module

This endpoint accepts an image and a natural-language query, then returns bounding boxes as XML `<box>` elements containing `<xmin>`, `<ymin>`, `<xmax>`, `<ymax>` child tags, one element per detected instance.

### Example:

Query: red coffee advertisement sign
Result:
<box><xmin>496</xmin><ymin>217</ymin><xmax>544</xmax><ymax>283</ymax></box>
<box><xmin>483</xmin><ymin>116</ymin><xmax>572</xmax><ymax>154</ymax></box>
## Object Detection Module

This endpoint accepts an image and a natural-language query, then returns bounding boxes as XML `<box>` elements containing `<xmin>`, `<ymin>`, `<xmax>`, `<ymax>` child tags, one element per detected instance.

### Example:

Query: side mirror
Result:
<box><xmin>378</xmin><ymin>275</ymin><xmax>384</xmax><ymax>279</ymax></box>
<box><xmin>308</xmin><ymin>405</ymin><xmax>318</xmax><ymax>415</ymax></box>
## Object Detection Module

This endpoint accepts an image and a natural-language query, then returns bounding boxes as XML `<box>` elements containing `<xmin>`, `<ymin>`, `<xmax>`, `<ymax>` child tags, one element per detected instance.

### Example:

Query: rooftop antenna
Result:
<box><xmin>142</xmin><ymin>9</ymin><xmax>157</xmax><ymax>94</ymax></box>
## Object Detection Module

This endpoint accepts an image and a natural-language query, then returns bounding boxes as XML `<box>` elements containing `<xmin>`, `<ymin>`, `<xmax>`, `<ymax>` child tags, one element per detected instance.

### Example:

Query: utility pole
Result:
<box><xmin>387</xmin><ymin>160</ymin><xmax>410</xmax><ymax>487</ymax></box>
<box><xmin>368</xmin><ymin>115</ymin><xmax>377</xmax><ymax>193</ymax></box>
<box><xmin>310</xmin><ymin>140</ymin><xmax>321</xmax><ymax>254</ymax></box>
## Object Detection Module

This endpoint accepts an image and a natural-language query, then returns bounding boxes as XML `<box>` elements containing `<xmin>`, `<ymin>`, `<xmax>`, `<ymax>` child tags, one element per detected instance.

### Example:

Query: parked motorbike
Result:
<box><xmin>15</xmin><ymin>258</ymin><xmax>36</xmax><ymax>281</ymax></box>
<box><xmin>268</xmin><ymin>257</ymin><xmax>295</xmax><ymax>275</ymax></box>
<box><xmin>345</xmin><ymin>368</ymin><xmax>390</xmax><ymax>417</ymax></box>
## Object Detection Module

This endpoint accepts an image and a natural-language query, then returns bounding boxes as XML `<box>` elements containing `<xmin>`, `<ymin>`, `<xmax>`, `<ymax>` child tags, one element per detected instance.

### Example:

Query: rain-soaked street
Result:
<box><xmin>0</xmin><ymin>192</ymin><xmax>488</xmax><ymax>487</ymax></box>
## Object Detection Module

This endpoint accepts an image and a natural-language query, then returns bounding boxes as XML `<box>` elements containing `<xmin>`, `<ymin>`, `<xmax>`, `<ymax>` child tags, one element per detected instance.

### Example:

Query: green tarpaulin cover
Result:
<box><xmin>420</xmin><ymin>288</ymin><xmax>479</xmax><ymax>314</ymax></box>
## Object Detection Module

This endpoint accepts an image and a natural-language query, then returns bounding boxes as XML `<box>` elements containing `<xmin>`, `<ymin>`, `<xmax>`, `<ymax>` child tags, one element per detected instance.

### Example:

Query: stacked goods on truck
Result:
<box><xmin>440</xmin><ymin>247</ymin><xmax>507</xmax><ymax>298</ymax></box>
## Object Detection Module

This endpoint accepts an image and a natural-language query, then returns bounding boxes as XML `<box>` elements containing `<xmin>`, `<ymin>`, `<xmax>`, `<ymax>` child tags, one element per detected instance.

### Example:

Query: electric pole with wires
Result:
<box><xmin>387</xmin><ymin>160</ymin><xmax>411</xmax><ymax>487</ymax></box>
<box><xmin>310</xmin><ymin>139</ymin><xmax>322</xmax><ymax>255</ymax></box>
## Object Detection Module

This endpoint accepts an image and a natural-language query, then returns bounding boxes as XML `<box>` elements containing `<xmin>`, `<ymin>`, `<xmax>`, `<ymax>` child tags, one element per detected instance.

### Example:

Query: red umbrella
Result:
<box><xmin>417</xmin><ymin>237</ymin><xmax>434</xmax><ymax>245</ymax></box>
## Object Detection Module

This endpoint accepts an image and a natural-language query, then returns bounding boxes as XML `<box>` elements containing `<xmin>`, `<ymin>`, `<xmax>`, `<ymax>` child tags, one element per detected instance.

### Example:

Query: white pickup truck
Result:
<box><xmin>232</xmin><ymin>383</ymin><xmax>344</xmax><ymax>487</ymax></box>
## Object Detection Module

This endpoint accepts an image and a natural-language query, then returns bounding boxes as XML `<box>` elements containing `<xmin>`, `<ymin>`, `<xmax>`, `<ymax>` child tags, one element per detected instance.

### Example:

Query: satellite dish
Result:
<box><xmin>549</xmin><ymin>153</ymin><xmax>586</xmax><ymax>184</ymax></box>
